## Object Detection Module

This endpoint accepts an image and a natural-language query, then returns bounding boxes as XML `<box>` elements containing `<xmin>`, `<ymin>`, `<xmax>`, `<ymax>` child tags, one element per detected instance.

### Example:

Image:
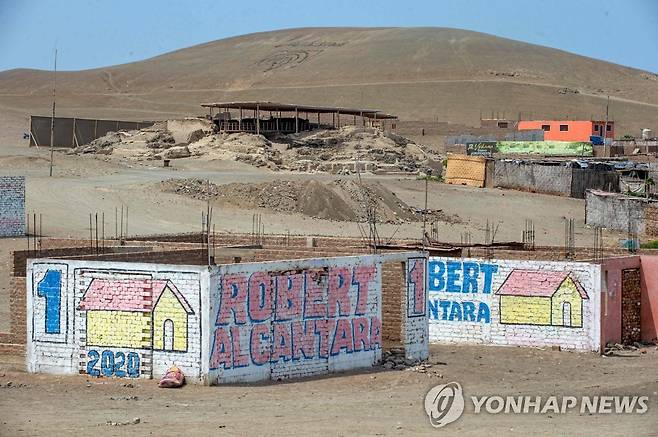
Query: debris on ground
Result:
<box><xmin>603</xmin><ymin>341</ymin><xmax>656</xmax><ymax>357</ymax></box>
<box><xmin>158</xmin><ymin>366</ymin><xmax>185</xmax><ymax>388</ymax></box>
<box><xmin>159</xmin><ymin>177</ymin><xmax>463</xmax><ymax>224</ymax></box>
<box><xmin>105</xmin><ymin>417</ymin><xmax>141</xmax><ymax>426</ymax></box>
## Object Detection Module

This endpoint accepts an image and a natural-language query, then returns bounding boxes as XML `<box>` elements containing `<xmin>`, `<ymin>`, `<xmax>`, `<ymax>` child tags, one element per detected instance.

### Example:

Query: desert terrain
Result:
<box><xmin>2</xmin><ymin>26</ymin><xmax>658</xmax><ymax>436</ymax></box>
<box><xmin>1</xmin><ymin>344</ymin><xmax>657</xmax><ymax>436</ymax></box>
<box><xmin>2</xmin><ymin>27</ymin><xmax>658</xmax><ymax>146</ymax></box>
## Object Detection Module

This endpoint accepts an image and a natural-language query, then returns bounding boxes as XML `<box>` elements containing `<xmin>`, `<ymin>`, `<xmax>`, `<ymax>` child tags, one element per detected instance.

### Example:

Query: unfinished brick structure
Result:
<box><xmin>0</xmin><ymin>176</ymin><xmax>25</xmax><ymax>237</ymax></box>
<box><xmin>23</xmin><ymin>239</ymin><xmax>428</xmax><ymax>384</ymax></box>
<box><xmin>621</xmin><ymin>268</ymin><xmax>642</xmax><ymax>345</ymax></box>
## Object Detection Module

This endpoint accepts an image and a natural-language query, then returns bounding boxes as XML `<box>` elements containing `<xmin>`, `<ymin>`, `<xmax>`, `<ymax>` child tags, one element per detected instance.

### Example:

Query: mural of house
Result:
<box><xmin>496</xmin><ymin>270</ymin><xmax>589</xmax><ymax>327</ymax></box>
<box><xmin>78</xmin><ymin>279</ymin><xmax>194</xmax><ymax>352</ymax></box>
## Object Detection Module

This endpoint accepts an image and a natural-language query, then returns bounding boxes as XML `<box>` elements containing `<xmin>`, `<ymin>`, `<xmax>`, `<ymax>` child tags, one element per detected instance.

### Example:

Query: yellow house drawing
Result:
<box><xmin>78</xmin><ymin>279</ymin><xmax>194</xmax><ymax>352</ymax></box>
<box><xmin>495</xmin><ymin>270</ymin><xmax>588</xmax><ymax>327</ymax></box>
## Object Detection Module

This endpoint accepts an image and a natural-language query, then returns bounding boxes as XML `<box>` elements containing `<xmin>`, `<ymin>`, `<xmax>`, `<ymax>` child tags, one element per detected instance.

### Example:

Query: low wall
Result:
<box><xmin>585</xmin><ymin>190</ymin><xmax>649</xmax><ymax>234</ymax></box>
<box><xmin>0</xmin><ymin>176</ymin><xmax>25</xmax><ymax>237</ymax></box>
<box><xmin>26</xmin><ymin>252</ymin><xmax>428</xmax><ymax>384</ymax></box>
<box><xmin>494</xmin><ymin>161</ymin><xmax>572</xmax><ymax>196</ymax></box>
<box><xmin>570</xmin><ymin>169</ymin><xmax>619</xmax><ymax>199</ymax></box>
<box><xmin>494</xmin><ymin>163</ymin><xmax>619</xmax><ymax>198</ymax></box>
<box><xmin>207</xmin><ymin>254</ymin><xmax>428</xmax><ymax>383</ymax></box>
<box><xmin>29</xmin><ymin>115</ymin><xmax>155</xmax><ymax>148</ymax></box>
<box><xmin>427</xmin><ymin>257</ymin><xmax>602</xmax><ymax>351</ymax></box>
<box><xmin>27</xmin><ymin>261</ymin><xmax>207</xmax><ymax>380</ymax></box>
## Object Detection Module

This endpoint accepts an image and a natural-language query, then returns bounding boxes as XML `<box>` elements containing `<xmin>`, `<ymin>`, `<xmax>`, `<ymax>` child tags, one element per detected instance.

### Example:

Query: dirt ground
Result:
<box><xmin>0</xmin><ymin>344</ymin><xmax>656</xmax><ymax>436</ymax></box>
<box><xmin>0</xmin><ymin>141</ymin><xmax>596</xmax><ymax>244</ymax></box>
<box><xmin>0</xmin><ymin>140</ymin><xmax>645</xmax><ymax>436</ymax></box>
<box><xmin>0</xmin><ymin>141</ymin><xmax>623</xmax><ymax>331</ymax></box>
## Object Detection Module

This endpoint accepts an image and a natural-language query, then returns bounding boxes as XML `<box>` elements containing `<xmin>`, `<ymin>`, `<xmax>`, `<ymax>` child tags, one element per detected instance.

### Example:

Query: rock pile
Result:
<box><xmin>69</xmin><ymin>118</ymin><xmax>442</xmax><ymax>175</ymax></box>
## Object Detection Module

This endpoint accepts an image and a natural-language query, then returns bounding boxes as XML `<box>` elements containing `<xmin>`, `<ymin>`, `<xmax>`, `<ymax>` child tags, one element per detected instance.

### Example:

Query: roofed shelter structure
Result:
<box><xmin>201</xmin><ymin>101</ymin><xmax>397</xmax><ymax>135</ymax></box>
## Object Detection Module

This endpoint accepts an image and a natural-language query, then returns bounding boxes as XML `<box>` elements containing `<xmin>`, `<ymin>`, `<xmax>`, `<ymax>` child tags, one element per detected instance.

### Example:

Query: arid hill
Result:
<box><xmin>1</xmin><ymin>27</ymin><xmax>657</xmax><ymax>142</ymax></box>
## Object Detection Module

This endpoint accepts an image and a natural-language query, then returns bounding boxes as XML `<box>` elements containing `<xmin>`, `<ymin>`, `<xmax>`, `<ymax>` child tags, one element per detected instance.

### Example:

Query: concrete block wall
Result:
<box><xmin>26</xmin><ymin>252</ymin><xmax>428</xmax><ymax>384</ymax></box>
<box><xmin>207</xmin><ymin>255</ymin><xmax>386</xmax><ymax>384</ymax></box>
<box><xmin>427</xmin><ymin>257</ymin><xmax>602</xmax><ymax>352</ymax></box>
<box><xmin>0</xmin><ymin>176</ymin><xmax>25</xmax><ymax>237</ymax></box>
<box><xmin>585</xmin><ymin>190</ymin><xmax>647</xmax><ymax>235</ymax></box>
<box><xmin>494</xmin><ymin>161</ymin><xmax>571</xmax><ymax>196</ymax></box>
<box><xmin>27</xmin><ymin>260</ymin><xmax>207</xmax><ymax>381</ymax></box>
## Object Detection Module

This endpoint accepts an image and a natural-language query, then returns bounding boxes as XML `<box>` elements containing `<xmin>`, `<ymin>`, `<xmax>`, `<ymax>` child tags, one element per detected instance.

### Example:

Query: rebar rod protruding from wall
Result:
<box><xmin>564</xmin><ymin>218</ymin><xmax>575</xmax><ymax>260</ymax></box>
<box><xmin>523</xmin><ymin>219</ymin><xmax>535</xmax><ymax>250</ymax></box>
<box><xmin>593</xmin><ymin>226</ymin><xmax>603</xmax><ymax>261</ymax></box>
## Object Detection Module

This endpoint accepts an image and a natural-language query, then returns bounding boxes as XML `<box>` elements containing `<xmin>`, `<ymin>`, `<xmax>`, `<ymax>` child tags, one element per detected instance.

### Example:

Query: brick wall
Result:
<box><xmin>26</xmin><ymin>253</ymin><xmax>427</xmax><ymax>384</ymax></box>
<box><xmin>208</xmin><ymin>256</ymin><xmax>385</xmax><ymax>383</ymax></box>
<box><xmin>0</xmin><ymin>176</ymin><xmax>25</xmax><ymax>237</ymax></box>
<box><xmin>381</xmin><ymin>262</ymin><xmax>404</xmax><ymax>347</ymax></box>
<box><xmin>427</xmin><ymin>257</ymin><xmax>602</xmax><ymax>352</ymax></box>
<box><xmin>645</xmin><ymin>205</ymin><xmax>658</xmax><ymax>239</ymax></box>
<box><xmin>27</xmin><ymin>260</ymin><xmax>206</xmax><ymax>381</ymax></box>
<box><xmin>621</xmin><ymin>268</ymin><xmax>642</xmax><ymax>344</ymax></box>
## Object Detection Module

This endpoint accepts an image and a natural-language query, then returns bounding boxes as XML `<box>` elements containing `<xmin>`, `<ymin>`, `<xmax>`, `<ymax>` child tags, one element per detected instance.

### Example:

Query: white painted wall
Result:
<box><xmin>27</xmin><ymin>252</ymin><xmax>428</xmax><ymax>384</ymax></box>
<box><xmin>427</xmin><ymin>257</ymin><xmax>601</xmax><ymax>352</ymax></box>
<box><xmin>27</xmin><ymin>260</ymin><xmax>207</xmax><ymax>381</ymax></box>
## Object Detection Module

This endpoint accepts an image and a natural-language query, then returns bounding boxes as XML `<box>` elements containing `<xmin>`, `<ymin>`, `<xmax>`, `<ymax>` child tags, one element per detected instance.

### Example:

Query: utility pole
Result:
<box><xmin>49</xmin><ymin>48</ymin><xmax>58</xmax><ymax>177</ymax></box>
<box><xmin>422</xmin><ymin>169</ymin><xmax>431</xmax><ymax>248</ymax></box>
<box><xmin>603</xmin><ymin>95</ymin><xmax>610</xmax><ymax>157</ymax></box>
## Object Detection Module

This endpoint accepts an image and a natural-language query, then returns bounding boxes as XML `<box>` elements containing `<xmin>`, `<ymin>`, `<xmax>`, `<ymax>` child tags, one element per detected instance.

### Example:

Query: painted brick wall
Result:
<box><xmin>27</xmin><ymin>260</ymin><xmax>207</xmax><ymax>381</ymax></box>
<box><xmin>207</xmin><ymin>256</ymin><xmax>385</xmax><ymax>384</ymax></box>
<box><xmin>427</xmin><ymin>257</ymin><xmax>602</xmax><ymax>352</ymax></box>
<box><xmin>0</xmin><ymin>176</ymin><xmax>25</xmax><ymax>237</ymax></box>
<box><xmin>27</xmin><ymin>253</ymin><xmax>427</xmax><ymax>384</ymax></box>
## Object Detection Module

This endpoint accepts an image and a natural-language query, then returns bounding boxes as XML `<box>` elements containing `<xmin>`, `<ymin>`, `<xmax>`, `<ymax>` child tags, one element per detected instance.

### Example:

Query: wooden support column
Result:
<box><xmin>256</xmin><ymin>105</ymin><xmax>260</xmax><ymax>135</ymax></box>
<box><xmin>337</xmin><ymin>111</ymin><xmax>340</xmax><ymax>128</ymax></box>
<box><xmin>332</xmin><ymin>112</ymin><xmax>335</xmax><ymax>128</ymax></box>
<box><xmin>71</xmin><ymin>117</ymin><xmax>77</xmax><ymax>148</ymax></box>
<box><xmin>239</xmin><ymin>107</ymin><xmax>242</xmax><ymax>131</ymax></box>
<box><xmin>360</xmin><ymin>112</ymin><xmax>364</xmax><ymax>127</ymax></box>
<box><xmin>317</xmin><ymin>112</ymin><xmax>320</xmax><ymax>129</ymax></box>
<box><xmin>353</xmin><ymin>114</ymin><xmax>356</xmax><ymax>125</ymax></box>
<box><xmin>295</xmin><ymin>107</ymin><xmax>299</xmax><ymax>133</ymax></box>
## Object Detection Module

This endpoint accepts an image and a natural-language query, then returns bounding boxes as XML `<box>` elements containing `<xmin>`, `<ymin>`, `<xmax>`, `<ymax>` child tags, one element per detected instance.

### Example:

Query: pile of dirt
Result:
<box><xmin>70</xmin><ymin>119</ymin><xmax>441</xmax><ymax>175</ymax></box>
<box><xmin>159</xmin><ymin>177</ymin><xmax>460</xmax><ymax>224</ymax></box>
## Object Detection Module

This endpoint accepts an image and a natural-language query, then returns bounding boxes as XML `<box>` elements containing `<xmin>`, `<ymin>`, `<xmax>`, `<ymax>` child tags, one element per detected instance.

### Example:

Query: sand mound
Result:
<box><xmin>159</xmin><ymin>177</ymin><xmax>461</xmax><ymax>224</ymax></box>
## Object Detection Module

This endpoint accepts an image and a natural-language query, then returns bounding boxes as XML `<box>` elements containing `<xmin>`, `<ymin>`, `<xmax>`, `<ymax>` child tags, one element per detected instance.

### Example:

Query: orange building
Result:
<box><xmin>517</xmin><ymin>120</ymin><xmax>614</xmax><ymax>142</ymax></box>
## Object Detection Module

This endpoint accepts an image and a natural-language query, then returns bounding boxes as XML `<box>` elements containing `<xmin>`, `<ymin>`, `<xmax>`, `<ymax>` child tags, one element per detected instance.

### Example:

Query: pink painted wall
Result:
<box><xmin>600</xmin><ymin>256</ymin><xmax>640</xmax><ymax>349</ymax></box>
<box><xmin>640</xmin><ymin>256</ymin><xmax>658</xmax><ymax>342</ymax></box>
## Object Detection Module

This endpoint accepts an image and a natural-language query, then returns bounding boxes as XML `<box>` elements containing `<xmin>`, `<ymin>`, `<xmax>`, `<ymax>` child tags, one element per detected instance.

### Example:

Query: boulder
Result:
<box><xmin>162</xmin><ymin>146</ymin><xmax>191</xmax><ymax>159</ymax></box>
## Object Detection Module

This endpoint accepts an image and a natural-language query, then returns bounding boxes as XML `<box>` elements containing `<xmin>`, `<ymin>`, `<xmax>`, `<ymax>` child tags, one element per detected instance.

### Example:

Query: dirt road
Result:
<box><xmin>0</xmin><ymin>344</ymin><xmax>656</xmax><ymax>436</ymax></box>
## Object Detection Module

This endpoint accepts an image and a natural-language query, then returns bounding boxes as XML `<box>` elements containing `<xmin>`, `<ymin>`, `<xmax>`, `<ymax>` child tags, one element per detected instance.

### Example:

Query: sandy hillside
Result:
<box><xmin>1</xmin><ymin>27</ymin><xmax>658</xmax><ymax>143</ymax></box>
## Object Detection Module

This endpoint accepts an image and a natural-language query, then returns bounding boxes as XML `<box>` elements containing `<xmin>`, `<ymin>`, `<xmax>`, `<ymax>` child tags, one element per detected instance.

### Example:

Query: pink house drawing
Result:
<box><xmin>496</xmin><ymin>270</ymin><xmax>588</xmax><ymax>327</ymax></box>
<box><xmin>78</xmin><ymin>279</ymin><xmax>194</xmax><ymax>351</ymax></box>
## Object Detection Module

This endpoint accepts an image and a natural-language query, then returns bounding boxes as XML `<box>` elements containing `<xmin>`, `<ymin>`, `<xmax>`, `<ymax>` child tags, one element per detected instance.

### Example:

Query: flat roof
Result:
<box><xmin>200</xmin><ymin>101</ymin><xmax>396</xmax><ymax>118</ymax></box>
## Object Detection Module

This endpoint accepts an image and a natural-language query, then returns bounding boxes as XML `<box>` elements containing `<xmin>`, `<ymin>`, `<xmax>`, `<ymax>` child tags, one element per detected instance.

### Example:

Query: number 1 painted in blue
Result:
<box><xmin>37</xmin><ymin>270</ymin><xmax>62</xmax><ymax>334</ymax></box>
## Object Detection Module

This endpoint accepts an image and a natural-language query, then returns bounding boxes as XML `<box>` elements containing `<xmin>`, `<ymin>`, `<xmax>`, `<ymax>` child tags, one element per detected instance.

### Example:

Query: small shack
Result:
<box><xmin>444</xmin><ymin>154</ymin><xmax>494</xmax><ymax>188</ymax></box>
